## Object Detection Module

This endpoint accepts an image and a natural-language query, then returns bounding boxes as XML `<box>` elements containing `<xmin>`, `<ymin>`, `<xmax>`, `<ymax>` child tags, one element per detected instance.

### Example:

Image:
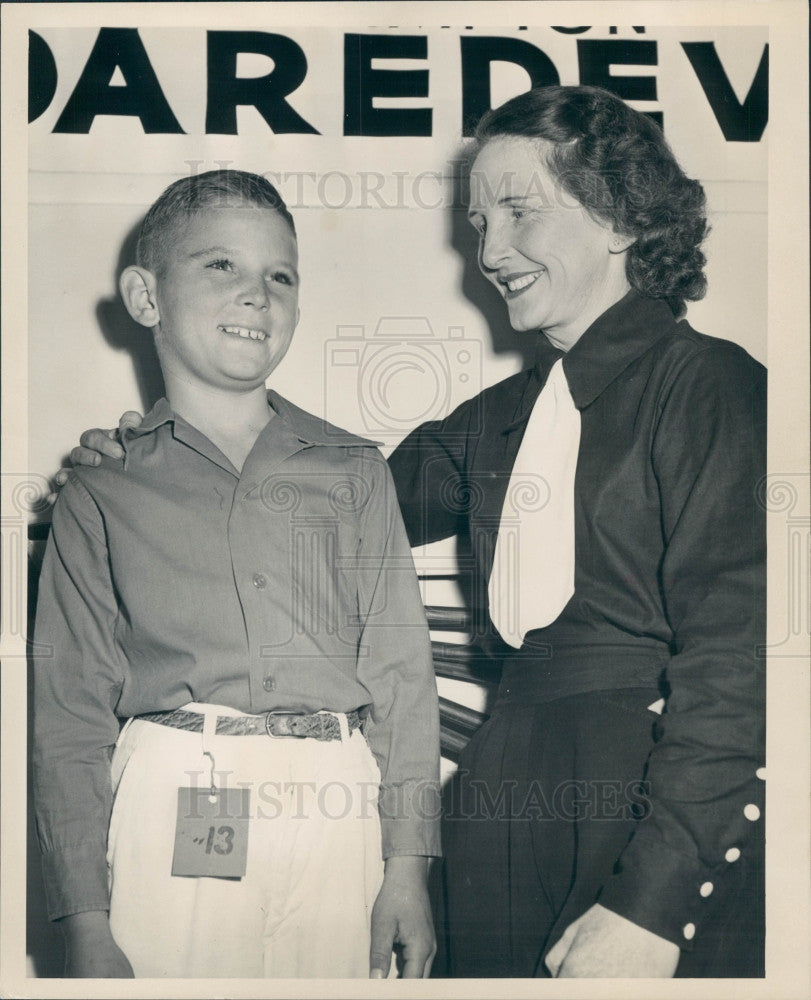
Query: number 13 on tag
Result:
<box><xmin>172</xmin><ymin>787</ymin><xmax>250</xmax><ymax>878</ymax></box>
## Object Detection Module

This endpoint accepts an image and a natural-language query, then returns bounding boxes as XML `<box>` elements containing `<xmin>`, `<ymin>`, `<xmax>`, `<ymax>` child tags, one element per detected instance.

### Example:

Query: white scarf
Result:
<box><xmin>488</xmin><ymin>359</ymin><xmax>581</xmax><ymax>648</ymax></box>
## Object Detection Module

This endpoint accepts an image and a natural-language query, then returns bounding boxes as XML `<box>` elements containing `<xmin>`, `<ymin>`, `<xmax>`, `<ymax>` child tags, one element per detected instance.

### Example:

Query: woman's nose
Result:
<box><xmin>479</xmin><ymin>224</ymin><xmax>511</xmax><ymax>272</ymax></box>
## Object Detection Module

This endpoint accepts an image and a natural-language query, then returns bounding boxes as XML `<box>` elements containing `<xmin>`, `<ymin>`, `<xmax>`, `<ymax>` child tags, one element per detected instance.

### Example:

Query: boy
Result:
<box><xmin>33</xmin><ymin>170</ymin><xmax>440</xmax><ymax>979</ymax></box>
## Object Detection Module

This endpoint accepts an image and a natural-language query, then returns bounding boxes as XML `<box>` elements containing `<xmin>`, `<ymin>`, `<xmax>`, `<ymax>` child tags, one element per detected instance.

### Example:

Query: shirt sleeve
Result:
<box><xmin>599</xmin><ymin>341</ymin><xmax>767</xmax><ymax>948</ymax></box>
<box><xmin>32</xmin><ymin>474</ymin><xmax>126</xmax><ymax>921</ymax></box>
<box><xmin>354</xmin><ymin>450</ymin><xmax>442</xmax><ymax>858</ymax></box>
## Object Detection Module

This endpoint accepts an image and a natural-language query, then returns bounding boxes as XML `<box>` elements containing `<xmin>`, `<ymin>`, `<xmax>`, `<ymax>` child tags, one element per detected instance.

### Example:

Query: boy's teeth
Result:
<box><xmin>506</xmin><ymin>272</ymin><xmax>541</xmax><ymax>292</ymax></box>
<box><xmin>221</xmin><ymin>326</ymin><xmax>267</xmax><ymax>341</ymax></box>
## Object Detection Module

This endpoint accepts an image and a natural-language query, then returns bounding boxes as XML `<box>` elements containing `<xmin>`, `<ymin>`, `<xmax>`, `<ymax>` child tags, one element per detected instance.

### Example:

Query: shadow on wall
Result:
<box><xmin>95</xmin><ymin>218</ymin><xmax>165</xmax><ymax>415</ymax></box>
<box><xmin>30</xmin><ymin>220</ymin><xmax>165</xmax><ymax>526</ymax></box>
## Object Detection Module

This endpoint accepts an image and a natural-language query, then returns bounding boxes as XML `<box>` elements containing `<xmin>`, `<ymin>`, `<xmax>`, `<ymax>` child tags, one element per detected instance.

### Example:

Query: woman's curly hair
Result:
<box><xmin>475</xmin><ymin>86</ymin><xmax>708</xmax><ymax>317</ymax></box>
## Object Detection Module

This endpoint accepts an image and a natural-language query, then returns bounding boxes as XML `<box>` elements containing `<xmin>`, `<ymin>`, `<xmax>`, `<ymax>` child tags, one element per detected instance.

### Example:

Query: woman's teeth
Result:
<box><xmin>220</xmin><ymin>326</ymin><xmax>267</xmax><ymax>341</ymax></box>
<box><xmin>506</xmin><ymin>272</ymin><xmax>541</xmax><ymax>293</ymax></box>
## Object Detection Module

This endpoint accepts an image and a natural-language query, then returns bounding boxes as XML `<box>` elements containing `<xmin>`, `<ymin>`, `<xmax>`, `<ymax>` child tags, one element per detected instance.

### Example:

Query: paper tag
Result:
<box><xmin>172</xmin><ymin>787</ymin><xmax>250</xmax><ymax>878</ymax></box>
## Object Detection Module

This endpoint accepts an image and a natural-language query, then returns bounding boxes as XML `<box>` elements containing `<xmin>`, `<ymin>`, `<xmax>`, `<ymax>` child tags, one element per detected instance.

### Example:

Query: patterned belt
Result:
<box><xmin>137</xmin><ymin>707</ymin><xmax>362</xmax><ymax>741</ymax></box>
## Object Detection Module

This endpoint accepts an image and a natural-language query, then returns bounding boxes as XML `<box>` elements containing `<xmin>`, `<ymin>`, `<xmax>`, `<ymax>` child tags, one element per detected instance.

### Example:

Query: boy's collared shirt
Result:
<box><xmin>34</xmin><ymin>391</ymin><xmax>441</xmax><ymax>921</ymax></box>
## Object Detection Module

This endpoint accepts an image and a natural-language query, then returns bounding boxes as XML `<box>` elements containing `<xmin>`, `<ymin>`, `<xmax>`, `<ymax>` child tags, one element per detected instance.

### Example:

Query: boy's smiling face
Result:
<box><xmin>146</xmin><ymin>203</ymin><xmax>300</xmax><ymax>394</ymax></box>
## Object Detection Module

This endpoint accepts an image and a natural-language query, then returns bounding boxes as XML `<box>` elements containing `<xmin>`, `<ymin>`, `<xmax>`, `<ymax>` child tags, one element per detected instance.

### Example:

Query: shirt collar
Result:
<box><xmin>121</xmin><ymin>391</ymin><xmax>379</xmax><ymax>452</ymax></box>
<box><xmin>265</xmin><ymin>390</ymin><xmax>379</xmax><ymax>447</ymax></box>
<box><xmin>512</xmin><ymin>291</ymin><xmax>678</xmax><ymax>427</ymax></box>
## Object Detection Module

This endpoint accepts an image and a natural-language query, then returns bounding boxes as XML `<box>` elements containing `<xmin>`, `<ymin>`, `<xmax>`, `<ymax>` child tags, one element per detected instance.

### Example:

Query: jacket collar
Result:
<box><xmin>508</xmin><ymin>291</ymin><xmax>678</xmax><ymax>429</ymax></box>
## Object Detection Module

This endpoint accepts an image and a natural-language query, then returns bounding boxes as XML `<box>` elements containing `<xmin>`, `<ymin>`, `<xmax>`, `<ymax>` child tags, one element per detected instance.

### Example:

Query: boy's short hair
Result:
<box><xmin>136</xmin><ymin>169</ymin><xmax>296</xmax><ymax>276</ymax></box>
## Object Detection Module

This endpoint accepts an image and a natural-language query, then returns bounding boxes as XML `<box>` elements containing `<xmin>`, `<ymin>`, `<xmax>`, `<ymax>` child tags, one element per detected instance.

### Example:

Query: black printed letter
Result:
<box><xmin>344</xmin><ymin>35</ymin><xmax>431</xmax><ymax>137</ymax></box>
<box><xmin>206</xmin><ymin>31</ymin><xmax>319</xmax><ymax>135</ymax></box>
<box><xmin>682</xmin><ymin>42</ymin><xmax>768</xmax><ymax>141</ymax></box>
<box><xmin>53</xmin><ymin>28</ymin><xmax>183</xmax><ymax>134</ymax></box>
<box><xmin>577</xmin><ymin>39</ymin><xmax>662</xmax><ymax>127</ymax></box>
<box><xmin>461</xmin><ymin>37</ymin><xmax>559</xmax><ymax>136</ymax></box>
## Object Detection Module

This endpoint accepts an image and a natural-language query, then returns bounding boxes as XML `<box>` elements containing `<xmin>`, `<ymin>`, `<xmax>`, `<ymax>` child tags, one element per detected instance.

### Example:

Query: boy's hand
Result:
<box><xmin>60</xmin><ymin>910</ymin><xmax>135</xmax><ymax>978</ymax></box>
<box><xmin>48</xmin><ymin>412</ymin><xmax>143</xmax><ymax>505</ymax></box>
<box><xmin>369</xmin><ymin>856</ymin><xmax>435</xmax><ymax>979</ymax></box>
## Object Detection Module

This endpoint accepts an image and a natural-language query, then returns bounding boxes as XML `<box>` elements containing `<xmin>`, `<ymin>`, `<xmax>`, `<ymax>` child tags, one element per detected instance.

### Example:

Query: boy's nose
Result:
<box><xmin>241</xmin><ymin>278</ymin><xmax>270</xmax><ymax>310</ymax></box>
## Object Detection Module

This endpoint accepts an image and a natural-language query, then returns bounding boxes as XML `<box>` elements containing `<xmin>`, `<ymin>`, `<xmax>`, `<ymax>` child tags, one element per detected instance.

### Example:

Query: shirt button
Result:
<box><xmin>682</xmin><ymin>923</ymin><xmax>696</xmax><ymax>940</ymax></box>
<box><xmin>756</xmin><ymin>766</ymin><xmax>766</xmax><ymax>780</ymax></box>
<box><xmin>263</xmin><ymin>675</ymin><xmax>275</xmax><ymax>692</ymax></box>
<box><xmin>743</xmin><ymin>803</ymin><xmax>761</xmax><ymax>822</ymax></box>
<box><xmin>699</xmin><ymin>882</ymin><xmax>714</xmax><ymax>898</ymax></box>
<box><xmin>253</xmin><ymin>573</ymin><xmax>268</xmax><ymax>589</ymax></box>
<box><xmin>725</xmin><ymin>847</ymin><xmax>741</xmax><ymax>863</ymax></box>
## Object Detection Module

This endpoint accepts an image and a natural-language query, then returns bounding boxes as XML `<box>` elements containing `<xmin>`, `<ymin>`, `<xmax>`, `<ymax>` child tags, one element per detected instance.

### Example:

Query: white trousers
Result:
<box><xmin>107</xmin><ymin>703</ymin><xmax>385</xmax><ymax>978</ymax></box>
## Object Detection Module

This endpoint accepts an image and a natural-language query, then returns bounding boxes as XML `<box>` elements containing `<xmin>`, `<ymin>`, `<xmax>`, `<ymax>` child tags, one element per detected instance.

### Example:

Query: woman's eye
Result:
<box><xmin>207</xmin><ymin>259</ymin><xmax>234</xmax><ymax>272</ymax></box>
<box><xmin>511</xmin><ymin>207</ymin><xmax>527</xmax><ymax>222</ymax></box>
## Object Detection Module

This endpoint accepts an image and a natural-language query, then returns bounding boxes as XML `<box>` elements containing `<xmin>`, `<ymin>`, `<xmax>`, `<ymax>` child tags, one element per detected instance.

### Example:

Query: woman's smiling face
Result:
<box><xmin>468</xmin><ymin>136</ymin><xmax>631</xmax><ymax>351</ymax></box>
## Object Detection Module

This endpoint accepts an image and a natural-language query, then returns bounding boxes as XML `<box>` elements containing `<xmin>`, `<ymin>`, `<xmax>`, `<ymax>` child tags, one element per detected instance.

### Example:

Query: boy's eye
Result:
<box><xmin>207</xmin><ymin>258</ymin><xmax>234</xmax><ymax>272</ymax></box>
<box><xmin>272</xmin><ymin>271</ymin><xmax>294</xmax><ymax>285</ymax></box>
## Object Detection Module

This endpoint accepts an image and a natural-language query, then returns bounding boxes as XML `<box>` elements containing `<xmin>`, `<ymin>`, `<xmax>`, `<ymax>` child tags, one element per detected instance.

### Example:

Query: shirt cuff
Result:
<box><xmin>40</xmin><ymin>840</ymin><xmax>110</xmax><ymax>922</ymax></box>
<box><xmin>598</xmin><ymin>831</ymin><xmax>742</xmax><ymax>950</ymax></box>
<box><xmin>378</xmin><ymin>779</ymin><xmax>442</xmax><ymax>858</ymax></box>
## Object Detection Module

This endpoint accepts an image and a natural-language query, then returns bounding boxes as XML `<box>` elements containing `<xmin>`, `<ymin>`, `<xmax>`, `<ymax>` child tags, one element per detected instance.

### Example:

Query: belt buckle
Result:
<box><xmin>264</xmin><ymin>711</ymin><xmax>307</xmax><ymax>738</ymax></box>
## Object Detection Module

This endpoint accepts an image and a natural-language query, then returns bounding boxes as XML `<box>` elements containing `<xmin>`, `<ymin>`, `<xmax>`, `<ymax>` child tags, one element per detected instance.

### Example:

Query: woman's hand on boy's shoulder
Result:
<box><xmin>48</xmin><ymin>412</ymin><xmax>144</xmax><ymax>504</ymax></box>
<box><xmin>72</xmin><ymin>411</ymin><xmax>144</xmax><ymax>465</ymax></box>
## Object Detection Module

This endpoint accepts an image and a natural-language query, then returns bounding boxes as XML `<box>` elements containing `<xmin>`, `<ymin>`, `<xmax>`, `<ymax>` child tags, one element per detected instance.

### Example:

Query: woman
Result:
<box><xmin>388</xmin><ymin>85</ymin><xmax>766</xmax><ymax>978</ymax></box>
<box><xmin>67</xmin><ymin>85</ymin><xmax>765</xmax><ymax>978</ymax></box>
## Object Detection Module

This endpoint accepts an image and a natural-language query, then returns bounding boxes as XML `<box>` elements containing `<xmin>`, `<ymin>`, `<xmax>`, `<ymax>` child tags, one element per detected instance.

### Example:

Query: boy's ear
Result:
<box><xmin>120</xmin><ymin>266</ymin><xmax>160</xmax><ymax>328</ymax></box>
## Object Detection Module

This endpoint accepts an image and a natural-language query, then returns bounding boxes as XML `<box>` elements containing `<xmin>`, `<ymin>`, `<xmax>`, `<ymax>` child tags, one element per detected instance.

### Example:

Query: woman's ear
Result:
<box><xmin>120</xmin><ymin>266</ymin><xmax>160</xmax><ymax>327</ymax></box>
<box><xmin>608</xmin><ymin>233</ymin><xmax>636</xmax><ymax>255</ymax></box>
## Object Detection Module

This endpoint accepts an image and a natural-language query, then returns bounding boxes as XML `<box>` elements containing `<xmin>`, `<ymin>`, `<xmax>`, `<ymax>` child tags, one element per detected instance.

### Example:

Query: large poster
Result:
<box><xmin>2</xmin><ymin>2</ymin><xmax>808</xmax><ymax>997</ymax></box>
